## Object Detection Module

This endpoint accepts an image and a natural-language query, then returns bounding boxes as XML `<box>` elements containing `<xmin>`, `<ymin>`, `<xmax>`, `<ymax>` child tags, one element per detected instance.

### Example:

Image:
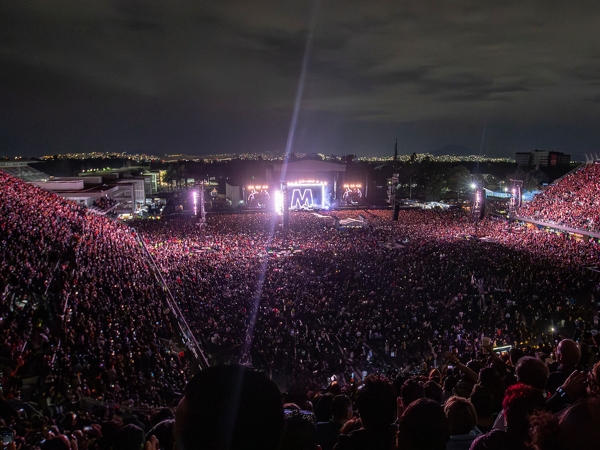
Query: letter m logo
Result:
<box><xmin>291</xmin><ymin>188</ymin><xmax>313</xmax><ymax>208</ymax></box>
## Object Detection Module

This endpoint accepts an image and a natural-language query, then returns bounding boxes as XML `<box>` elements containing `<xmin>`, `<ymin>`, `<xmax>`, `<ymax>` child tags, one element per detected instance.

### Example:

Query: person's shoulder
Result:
<box><xmin>339</xmin><ymin>428</ymin><xmax>367</xmax><ymax>439</ymax></box>
<box><xmin>468</xmin><ymin>430</ymin><xmax>507</xmax><ymax>450</ymax></box>
<box><xmin>334</xmin><ymin>429</ymin><xmax>367</xmax><ymax>450</ymax></box>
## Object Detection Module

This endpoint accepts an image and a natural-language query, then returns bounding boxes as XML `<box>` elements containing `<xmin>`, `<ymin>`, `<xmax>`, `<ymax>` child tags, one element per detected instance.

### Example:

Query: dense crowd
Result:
<box><xmin>91</xmin><ymin>197</ymin><xmax>118</xmax><ymax>211</ymax></box>
<box><xmin>0</xmin><ymin>171</ymin><xmax>191</xmax><ymax>414</ymax></box>
<box><xmin>518</xmin><ymin>162</ymin><xmax>600</xmax><ymax>232</ymax></box>
<box><xmin>132</xmin><ymin>208</ymin><xmax>600</xmax><ymax>390</ymax></box>
<box><xmin>1</xmin><ymin>169</ymin><xmax>600</xmax><ymax>449</ymax></box>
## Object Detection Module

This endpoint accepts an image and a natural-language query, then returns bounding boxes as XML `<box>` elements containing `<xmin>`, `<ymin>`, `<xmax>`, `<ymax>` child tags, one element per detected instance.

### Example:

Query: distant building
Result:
<box><xmin>515</xmin><ymin>149</ymin><xmax>571</xmax><ymax>167</ymax></box>
<box><xmin>515</xmin><ymin>152</ymin><xmax>532</xmax><ymax>166</ymax></box>
<box><xmin>29</xmin><ymin>176</ymin><xmax>145</xmax><ymax>214</ymax></box>
<box><xmin>0</xmin><ymin>161</ymin><xmax>157</xmax><ymax>215</ymax></box>
<box><xmin>78</xmin><ymin>166</ymin><xmax>160</xmax><ymax>196</ymax></box>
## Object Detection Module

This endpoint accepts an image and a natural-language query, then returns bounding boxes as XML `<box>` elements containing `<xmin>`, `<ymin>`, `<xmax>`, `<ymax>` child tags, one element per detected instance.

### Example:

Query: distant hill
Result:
<box><xmin>430</xmin><ymin>144</ymin><xmax>476</xmax><ymax>156</ymax></box>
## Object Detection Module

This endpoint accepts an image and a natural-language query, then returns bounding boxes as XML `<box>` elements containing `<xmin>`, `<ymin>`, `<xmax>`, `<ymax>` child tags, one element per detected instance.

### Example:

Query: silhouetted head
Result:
<box><xmin>503</xmin><ymin>383</ymin><xmax>545</xmax><ymax>438</ymax></box>
<box><xmin>400</xmin><ymin>378</ymin><xmax>424</xmax><ymax>407</ymax></box>
<box><xmin>331</xmin><ymin>395</ymin><xmax>352</xmax><ymax>422</ymax></box>
<box><xmin>510</xmin><ymin>348</ymin><xmax>525</xmax><ymax>366</ymax></box>
<box><xmin>444</xmin><ymin>396</ymin><xmax>477</xmax><ymax>436</ymax></box>
<box><xmin>559</xmin><ymin>398</ymin><xmax>600</xmax><ymax>450</ymax></box>
<box><xmin>515</xmin><ymin>356</ymin><xmax>549</xmax><ymax>390</ymax></box>
<box><xmin>398</xmin><ymin>398</ymin><xmax>449</xmax><ymax>450</ymax></box>
<box><xmin>423</xmin><ymin>380</ymin><xmax>443</xmax><ymax>403</ymax></box>
<box><xmin>281</xmin><ymin>409</ymin><xmax>318</xmax><ymax>450</ymax></box>
<box><xmin>470</xmin><ymin>384</ymin><xmax>494</xmax><ymax>419</ymax></box>
<box><xmin>556</xmin><ymin>340</ymin><xmax>581</xmax><ymax>369</ymax></box>
<box><xmin>174</xmin><ymin>365</ymin><xmax>284</xmax><ymax>450</ymax></box>
<box><xmin>355</xmin><ymin>374</ymin><xmax>397</xmax><ymax>430</ymax></box>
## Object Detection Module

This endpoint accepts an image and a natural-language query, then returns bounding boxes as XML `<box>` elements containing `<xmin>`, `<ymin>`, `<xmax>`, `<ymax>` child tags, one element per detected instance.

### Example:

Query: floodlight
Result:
<box><xmin>274</xmin><ymin>190</ymin><xmax>284</xmax><ymax>214</ymax></box>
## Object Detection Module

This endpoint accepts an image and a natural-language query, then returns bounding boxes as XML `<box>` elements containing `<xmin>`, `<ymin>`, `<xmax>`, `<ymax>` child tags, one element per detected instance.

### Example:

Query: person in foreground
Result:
<box><xmin>146</xmin><ymin>364</ymin><xmax>285</xmax><ymax>450</ymax></box>
<box><xmin>334</xmin><ymin>375</ymin><xmax>398</xmax><ymax>450</ymax></box>
<box><xmin>469</xmin><ymin>383</ymin><xmax>545</xmax><ymax>450</ymax></box>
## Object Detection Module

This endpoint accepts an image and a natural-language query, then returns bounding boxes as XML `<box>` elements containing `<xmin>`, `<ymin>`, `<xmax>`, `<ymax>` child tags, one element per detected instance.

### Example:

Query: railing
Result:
<box><xmin>512</xmin><ymin>216</ymin><xmax>600</xmax><ymax>239</ymax></box>
<box><xmin>44</xmin><ymin>260</ymin><xmax>61</xmax><ymax>297</ymax></box>
<box><xmin>130</xmin><ymin>227</ymin><xmax>210</xmax><ymax>369</ymax></box>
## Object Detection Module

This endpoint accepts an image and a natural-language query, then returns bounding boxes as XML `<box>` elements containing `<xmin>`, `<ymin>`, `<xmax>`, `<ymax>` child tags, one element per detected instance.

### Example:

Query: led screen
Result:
<box><xmin>288</xmin><ymin>184</ymin><xmax>324</xmax><ymax>210</ymax></box>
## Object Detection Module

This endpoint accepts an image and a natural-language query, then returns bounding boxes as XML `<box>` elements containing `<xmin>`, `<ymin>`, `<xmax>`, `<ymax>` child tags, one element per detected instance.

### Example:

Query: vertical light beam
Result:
<box><xmin>241</xmin><ymin>1</ymin><xmax>322</xmax><ymax>364</ymax></box>
<box><xmin>280</xmin><ymin>0</ymin><xmax>322</xmax><ymax>184</ymax></box>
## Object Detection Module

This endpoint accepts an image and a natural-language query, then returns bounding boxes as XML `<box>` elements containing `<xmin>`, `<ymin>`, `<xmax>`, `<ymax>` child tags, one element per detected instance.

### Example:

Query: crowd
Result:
<box><xmin>141</xmin><ymin>358</ymin><xmax>600</xmax><ymax>450</ymax></box>
<box><xmin>518</xmin><ymin>162</ymin><xmax>600</xmax><ymax>233</ymax></box>
<box><xmin>91</xmin><ymin>197</ymin><xmax>117</xmax><ymax>211</ymax></box>
<box><xmin>1</xmin><ymin>168</ymin><xmax>600</xmax><ymax>449</ymax></box>
<box><xmin>0</xmin><ymin>171</ymin><xmax>191</xmax><ymax>415</ymax></box>
<box><xmin>133</xmin><ymin>207</ymin><xmax>600</xmax><ymax>390</ymax></box>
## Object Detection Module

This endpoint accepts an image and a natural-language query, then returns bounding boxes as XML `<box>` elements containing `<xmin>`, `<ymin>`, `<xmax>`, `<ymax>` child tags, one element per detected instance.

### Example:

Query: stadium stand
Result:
<box><xmin>518</xmin><ymin>163</ymin><xmax>600</xmax><ymax>233</ymax></box>
<box><xmin>1</xmin><ymin>171</ymin><xmax>600</xmax><ymax>450</ymax></box>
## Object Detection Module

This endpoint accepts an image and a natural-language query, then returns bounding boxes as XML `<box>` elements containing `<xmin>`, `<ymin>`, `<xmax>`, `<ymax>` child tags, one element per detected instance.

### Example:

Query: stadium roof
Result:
<box><xmin>0</xmin><ymin>162</ymin><xmax>49</xmax><ymax>182</ymax></box>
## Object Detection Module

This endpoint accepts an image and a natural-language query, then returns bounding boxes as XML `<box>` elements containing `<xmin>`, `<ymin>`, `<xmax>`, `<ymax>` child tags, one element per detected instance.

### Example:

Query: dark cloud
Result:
<box><xmin>586</xmin><ymin>94</ymin><xmax>600</xmax><ymax>103</ymax></box>
<box><xmin>372</xmin><ymin>67</ymin><xmax>431</xmax><ymax>86</ymax></box>
<box><xmin>122</xmin><ymin>18</ymin><xmax>163</xmax><ymax>32</ymax></box>
<box><xmin>1</xmin><ymin>0</ymin><xmax>600</xmax><ymax>159</ymax></box>
<box><xmin>570</xmin><ymin>62</ymin><xmax>600</xmax><ymax>85</ymax></box>
<box><xmin>419</xmin><ymin>73</ymin><xmax>492</xmax><ymax>96</ymax></box>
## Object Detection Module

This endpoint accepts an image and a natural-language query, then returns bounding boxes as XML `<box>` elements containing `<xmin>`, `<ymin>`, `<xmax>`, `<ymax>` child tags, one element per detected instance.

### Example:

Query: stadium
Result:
<box><xmin>1</xmin><ymin>163</ymin><xmax>600</xmax><ymax>450</ymax></box>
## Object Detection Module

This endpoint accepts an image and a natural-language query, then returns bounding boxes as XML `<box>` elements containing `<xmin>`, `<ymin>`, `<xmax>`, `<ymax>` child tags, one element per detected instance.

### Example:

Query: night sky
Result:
<box><xmin>2</xmin><ymin>1</ymin><xmax>600</xmax><ymax>160</ymax></box>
